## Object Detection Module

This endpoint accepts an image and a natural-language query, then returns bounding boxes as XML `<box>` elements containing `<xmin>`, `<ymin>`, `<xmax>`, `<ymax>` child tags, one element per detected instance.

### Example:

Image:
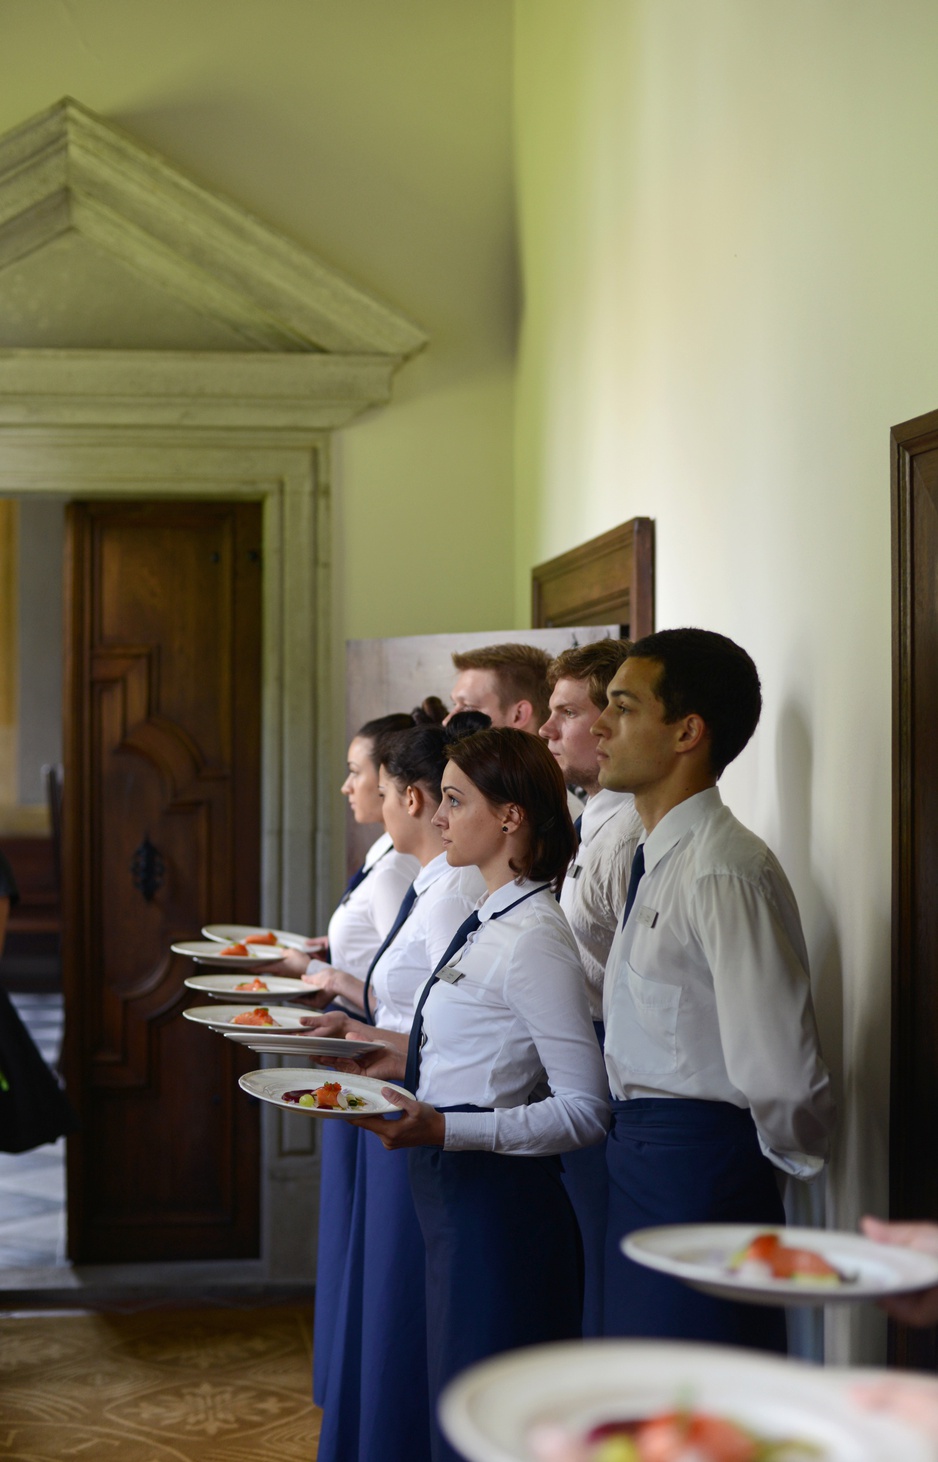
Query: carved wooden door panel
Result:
<box><xmin>62</xmin><ymin>501</ymin><xmax>262</xmax><ymax>1262</ymax></box>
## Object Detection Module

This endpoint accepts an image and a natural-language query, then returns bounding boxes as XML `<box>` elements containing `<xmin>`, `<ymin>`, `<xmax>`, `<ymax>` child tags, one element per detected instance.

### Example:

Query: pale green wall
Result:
<box><xmin>514</xmin><ymin>0</ymin><xmax>938</xmax><ymax>1363</ymax></box>
<box><xmin>0</xmin><ymin>0</ymin><xmax>517</xmax><ymax>641</ymax></box>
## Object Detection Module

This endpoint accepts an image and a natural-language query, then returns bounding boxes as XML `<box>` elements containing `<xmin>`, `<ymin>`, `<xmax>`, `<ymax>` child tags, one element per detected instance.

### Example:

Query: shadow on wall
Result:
<box><xmin>774</xmin><ymin>701</ymin><xmax>843</xmax><ymax>1362</ymax></box>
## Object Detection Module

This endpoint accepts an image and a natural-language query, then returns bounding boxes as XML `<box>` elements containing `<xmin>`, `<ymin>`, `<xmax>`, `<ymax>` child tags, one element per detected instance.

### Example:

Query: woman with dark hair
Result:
<box><xmin>311</xmin><ymin>713</ymin><xmax>487</xmax><ymax>1462</ymax></box>
<box><xmin>280</xmin><ymin>708</ymin><xmax>418</xmax><ymax>1410</ymax></box>
<box><xmin>344</xmin><ymin>727</ymin><xmax>609</xmax><ymax>1462</ymax></box>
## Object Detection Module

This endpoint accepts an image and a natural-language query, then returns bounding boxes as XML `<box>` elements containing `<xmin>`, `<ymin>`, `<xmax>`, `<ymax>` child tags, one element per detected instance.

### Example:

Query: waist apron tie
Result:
<box><xmin>409</xmin><ymin>1105</ymin><xmax>584</xmax><ymax>1462</ymax></box>
<box><xmin>604</xmin><ymin>1096</ymin><xmax>787</xmax><ymax>1353</ymax></box>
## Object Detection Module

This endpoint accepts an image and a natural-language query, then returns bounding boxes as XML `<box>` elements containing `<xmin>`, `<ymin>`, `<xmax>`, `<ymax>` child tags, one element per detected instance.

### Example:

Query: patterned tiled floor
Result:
<box><xmin>0</xmin><ymin>992</ymin><xmax>67</xmax><ymax>1269</ymax></box>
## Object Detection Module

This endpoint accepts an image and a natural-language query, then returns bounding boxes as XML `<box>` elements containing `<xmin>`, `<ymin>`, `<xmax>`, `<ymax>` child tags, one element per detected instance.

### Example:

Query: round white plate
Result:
<box><xmin>239</xmin><ymin>1065</ymin><xmax>412</xmax><ymax>1118</ymax></box>
<box><xmin>621</xmin><ymin>1224</ymin><xmax>938</xmax><ymax>1306</ymax></box>
<box><xmin>224</xmin><ymin>1032</ymin><xmax>386</xmax><ymax>1057</ymax></box>
<box><xmin>172</xmin><ymin>939</ymin><xmax>288</xmax><ymax>969</ymax></box>
<box><xmin>183</xmin><ymin>973</ymin><xmax>310</xmax><ymax>1002</ymax></box>
<box><xmin>202</xmin><ymin>923</ymin><xmax>310</xmax><ymax>952</ymax></box>
<box><xmin>182</xmin><ymin>1004</ymin><xmax>311</xmax><ymax>1032</ymax></box>
<box><xmin>438</xmin><ymin>1339</ymin><xmax>932</xmax><ymax>1462</ymax></box>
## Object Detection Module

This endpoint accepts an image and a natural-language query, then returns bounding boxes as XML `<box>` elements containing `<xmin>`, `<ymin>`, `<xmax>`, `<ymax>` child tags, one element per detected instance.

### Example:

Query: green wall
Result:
<box><xmin>514</xmin><ymin>0</ymin><xmax>938</xmax><ymax>1364</ymax></box>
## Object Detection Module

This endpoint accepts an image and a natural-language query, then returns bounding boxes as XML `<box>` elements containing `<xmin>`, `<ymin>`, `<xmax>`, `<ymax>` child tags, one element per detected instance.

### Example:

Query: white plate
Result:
<box><xmin>239</xmin><ymin>1065</ymin><xmax>412</xmax><ymax>1118</ymax></box>
<box><xmin>621</xmin><ymin>1224</ymin><xmax>938</xmax><ymax>1306</ymax></box>
<box><xmin>438</xmin><ymin>1339</ymin><xmax>932</xmax><ymax>1462</ymax></box>
<box><xmin>172</xmin><ymin>939</ymin><xmax>288</xmax><ymax>969</ymax></box>
<box><xmin>182</xmin><ymin>1004</ymin><xmax>311</xmax><ymax>1032</ymax></box>
<box><xmin>202</xmin><ymin>923</ymin><xmax>310</xmax><ymax>952</ymax></box>
<box><xmin>224</xmin><ymin>1032</ymin><xmax>386</xmax><ymax>1057</ymax></box>
<box><xmin>183</xmin><ymin>973</ymin><xmax>310</xmax><ymax>1002</ymax></box>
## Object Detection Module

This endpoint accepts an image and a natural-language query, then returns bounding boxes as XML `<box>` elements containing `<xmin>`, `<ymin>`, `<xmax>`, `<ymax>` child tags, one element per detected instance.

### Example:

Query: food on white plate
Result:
<box><xmin>233</xmin><ymin>976</ymin><xmax>269</xmax><ymax>992</ymax></box>
<box><xmin>728</xmin><ymin>1232</ymin><xmax>844</xmax><ymax>1285</ymax></box>
<box><xmin>281</xmin><ymin>1081</ymin><xmax>369</xmax><ymax>1111</ymax></box>
<box><xmin>244</xmin><ymin>931</ymin><xmax>279</xmax><ymax>945</ymax></box>
<box><xmin>231</xmin><ymin>1007</ymin><xmax>276</xmax><ymax>1027</ymax></box>
<box><xmin>530</xmin><ymin>1409</ymin><xmax>820</xmax><ymax>1462</ymax></box>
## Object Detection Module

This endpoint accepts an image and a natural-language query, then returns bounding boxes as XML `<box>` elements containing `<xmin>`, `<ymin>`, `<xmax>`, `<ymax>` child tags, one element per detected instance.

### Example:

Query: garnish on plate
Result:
<box><xmin>729</xmin><ymin>1232</ymin><xmax>845</xmax><ymax>1285</ymax></box>
<box><xmin>281</xmin><ymin>1082</ymin><xmax>369</xmax><ymax>1111</ymax></box>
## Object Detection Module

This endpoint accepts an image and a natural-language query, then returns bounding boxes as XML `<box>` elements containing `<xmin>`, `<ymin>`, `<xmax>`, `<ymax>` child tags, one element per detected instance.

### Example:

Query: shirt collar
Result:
<box><xmin>641</xmin><ymin>786</ymin><xmax>723</xmax><ymax>876</ymax></box>
<box><xmin>415</xmin><ymin>851</ymin><xmax>449</xmax><ymax>894</ymax></box>
<box><xmin>580</xmin><ymin>787</ymin><xmax>631</xmax><ymax>844</ymax></box>
<box><xmin>363</xmin><ymin>830</ymin><xmax>393</xmax><ymax>869</ymax></box>
<box><xmin>477</xmin><ymin>875</ymin><xmax>545</xmax><ymax>923</ymax></box>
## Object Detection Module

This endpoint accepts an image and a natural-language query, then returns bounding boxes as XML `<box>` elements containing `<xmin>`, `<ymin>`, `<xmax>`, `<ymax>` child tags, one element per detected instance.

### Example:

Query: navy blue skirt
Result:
<box><xmin>409</xmin><ymin>1145</ymin><xmax>583</xmax><ymax>1462</ymax></box>
<box><xmin>317</xmin><ymin>1129</ymin><xmax>432</xmax><ymax>1462</ymax></box>
<box><xmin>313</xmin><ymin>1117</ymin><xmax>360</xmax><ymax>1406</ymax></box>
<box><xmin>604</xmin><ymin>1097</ymin><xmax>787</xmax><ymax>1353</ymax></box>
<box><xmin>560</xmin><ymin>1020</ymin><xmax>608</xmax><ymax>1337</ymax></box>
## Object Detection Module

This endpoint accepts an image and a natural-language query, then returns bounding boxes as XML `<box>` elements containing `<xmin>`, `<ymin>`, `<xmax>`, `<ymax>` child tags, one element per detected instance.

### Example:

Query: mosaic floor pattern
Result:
<box><xmin>0</xmin><ymin>1305</ymin><xmax>321</xmax><ymax>1459</ymax></box>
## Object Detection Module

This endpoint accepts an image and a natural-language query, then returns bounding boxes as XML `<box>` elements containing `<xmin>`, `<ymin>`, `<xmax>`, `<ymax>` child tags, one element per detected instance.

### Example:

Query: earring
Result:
<box><xmin>502</xmin><ymin>824</ymin><xmax>509</xmax><ymax>833</ymax></box>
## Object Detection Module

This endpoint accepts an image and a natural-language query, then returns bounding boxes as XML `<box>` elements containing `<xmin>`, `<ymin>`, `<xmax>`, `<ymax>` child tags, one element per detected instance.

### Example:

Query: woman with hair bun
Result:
<box><xmin>311</xmin><ymin>712</ymin><xmax>488</xmax><ymax>1462</ymax></box>
<box><xmin>344</xmin><ymin>727</ymin><xmax>610</xmax><ymax>1462</ymax></box>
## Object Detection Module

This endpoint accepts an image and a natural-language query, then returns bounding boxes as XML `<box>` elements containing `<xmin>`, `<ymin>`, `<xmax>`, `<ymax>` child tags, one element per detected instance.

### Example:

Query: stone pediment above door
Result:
<box><xmin>0</xmin><ymin>97</ymin><xmax>427</xmax><ymax>426</ymax></box>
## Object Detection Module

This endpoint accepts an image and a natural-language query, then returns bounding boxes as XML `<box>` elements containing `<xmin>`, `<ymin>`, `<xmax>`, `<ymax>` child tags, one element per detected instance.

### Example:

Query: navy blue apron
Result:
<box><xmin>404</xmin><ymin>885</ymin><xmax>583</xmax><ymax>1462</ymax></box>
<box><xmin>409</xmin><ymin>1139</ymin><xmax>583</xmax><ymax>1462</ymax></box>
<box><xmin>312</xmin><ymin>1118</ymin><xmax>360</xmax><ymax>1405</ymax></box>
<box><xmin>314</xmin><ymin>848</ymin><xmax>411</xmax><ymax>1403</ymax></box>
<box><xmin>560</xmin><ymin>1018</ymin><xmax>608</xmax><ymax>1336</ymax></box>
<box><xmin>317</xmin><ymin>1128</ymin><xmax>432</xmax><ymax>1462</ymax></box>
<box><xmin>604</xmin><ymin>1096</ymin><xmax>787</xmax><ymax>1354</ymax></box>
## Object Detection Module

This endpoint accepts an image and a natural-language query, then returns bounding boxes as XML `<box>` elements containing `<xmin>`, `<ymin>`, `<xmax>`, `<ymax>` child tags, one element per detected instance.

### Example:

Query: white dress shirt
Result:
<box><xmin>370</xmin><ymin>854</ymin><xmax>486</xmax><ymax>1033</ymax></box>
<box><xmin>416</xmin><ymin>878</ymin><xmax>610</xmax><ymax>1157</ymax></box>
<box><xmin>324</xmin><ymin>832</ymin><xmax>419</xmax><ymax>981</ymax></box>
<box><xmin>560</xmin><ymin>788</ymin><xmax>644</xmax><ymax>1020</ymax></box>
<box><xmin>603</xmin><ymin>787</ymin><xmax>835</xmax><ymax>1178</ymax></box>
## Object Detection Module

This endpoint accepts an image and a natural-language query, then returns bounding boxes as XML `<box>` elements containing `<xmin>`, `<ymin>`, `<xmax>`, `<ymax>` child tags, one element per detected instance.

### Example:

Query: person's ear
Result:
<box><xmin>675</xmin><ymin>714</ymin><xmax>708</xmax><ymax>757</ymax></box>
<box><xmin>406</xmin><ymin>784</ymin><xmax>423</xmax><ymax>819</ymax></box>
<box><xmin>500</xmin><ymin>803</ymin><xmax>524</xmax><ymax>836</ymax></box>
<box><xmin>509</xmin><ymin>700</ymin><xmax>534</xmax><ymax>730</ymax></box>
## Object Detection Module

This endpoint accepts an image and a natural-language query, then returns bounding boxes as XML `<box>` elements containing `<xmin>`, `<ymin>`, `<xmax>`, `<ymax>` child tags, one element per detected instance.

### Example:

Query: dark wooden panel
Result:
<box><xmin>531</xmin><ymin>518</ymin><xmax>654</xmax><ymax>636</ymax></box>
<box><xmin>891</xmin><ymin>411</ymin><xmax>938</xmax><ymax>1370</ymax></box>
<box><xmin>62</xmin><ymin>500</ymin><xmax>262</xmax><ymax>1263</ymax></box>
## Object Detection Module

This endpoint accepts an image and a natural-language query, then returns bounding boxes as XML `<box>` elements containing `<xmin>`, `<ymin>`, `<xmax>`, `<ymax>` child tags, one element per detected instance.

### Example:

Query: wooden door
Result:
<box><xmin>892</xmin><ymin>411</ymin><xmax>938</xmax><ymax>1368</ymax></box>
<box><xmin>62</xmin><ymin>501</ymin><xmax>262</xmax><ymax>1262</ymax></box>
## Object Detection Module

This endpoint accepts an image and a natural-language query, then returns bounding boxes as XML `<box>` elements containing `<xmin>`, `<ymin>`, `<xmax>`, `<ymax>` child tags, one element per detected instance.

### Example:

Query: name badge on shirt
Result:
<box><xmin>637</xmin><ymin>905</ymin><xmax>659</xmax><ymax>928</ymax></box>
<box><xmin>570</xmin><ymin>863</ymin><xmax>582</xmax><ymax>880</ymax></box>
<box><xmin>436</xmin><ymin>964</ymin><xmax>465</xmax><ymax>985</ymax></box>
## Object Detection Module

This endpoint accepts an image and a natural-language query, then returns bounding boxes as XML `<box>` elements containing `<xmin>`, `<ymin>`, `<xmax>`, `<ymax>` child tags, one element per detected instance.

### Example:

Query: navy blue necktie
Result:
<box><xmin>403</xmin><ymin>910</ymin><xmax>481</xmax><ymax>1093</ymax></box>
<box><xmin>621</xmin><ymin>842</ymin><xmax>646</xmax><ymax>929</ymax></box>
<box><xmin>340</xmin><ymin>862</ymin><xmax>369</xmax><ymax>904</ymax></box>
<box><xmin>403</xmin><ymin>883</ymin><xmax>551</xmax><ymax>1094</ymax></box>
<box><xmin>573</xmin><ymin>813</ymin><xmax>583</xmax><ymax>846</ymax></box>
<box><xmin>361</xmin><ymin>881</ymin><xmax>419</xmax><ymax>1025</ymax></box>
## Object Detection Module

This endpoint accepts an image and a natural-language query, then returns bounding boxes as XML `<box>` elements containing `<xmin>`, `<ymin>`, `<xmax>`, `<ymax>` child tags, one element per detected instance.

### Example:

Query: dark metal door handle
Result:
<box><xmin>130</xmin><ymin>835</ymin><xmax>165</xmax><ymax>901</ymax></box>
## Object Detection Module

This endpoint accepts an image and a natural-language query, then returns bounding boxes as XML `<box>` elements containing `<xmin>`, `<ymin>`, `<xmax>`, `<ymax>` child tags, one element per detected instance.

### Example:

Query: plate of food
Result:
<box><xmin>182</xmin><ymin>1004</ymin><xmax>312</xmax><ymax>1033</ymax></box>
<box><xmin>239</xmin><ymin>1066</ymin><xmax>411</xmax><ymax>1118</ymax></box>
<box><xmin>621</xmin><ymin>1225</ymin><xmax>938</xmax><ymax>1306</ymax></box>
<box><xmin>183</xmin><ymin>972</ymin><xmax>309</xmax><ymax>1002</ymax></box>
<box><xmin>172</xmin><ymin>939</ymin><xmax>289</xmax><ymax>969</ymax></box>
<box><xmin>202</xmin><ymin>924</ymin><xmax>311</xmax><ymax>952</ymax></box>
<box><xmin>224</xmin><ymin>1031</ymin><xmax>387</xmax><ymax>1058</ymax></box>
<box><xmin>438</xmin><ymin>1339</ymin><xmax>932</xmax><ymax>1462</ymax></box>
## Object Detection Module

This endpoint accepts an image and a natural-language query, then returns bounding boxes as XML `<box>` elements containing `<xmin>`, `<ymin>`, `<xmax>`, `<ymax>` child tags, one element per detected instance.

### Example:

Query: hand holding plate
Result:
<box><xmin>349</xmin><ymin>1086</ymin><xmax>445</xmax><ymax>1150</ymax></box>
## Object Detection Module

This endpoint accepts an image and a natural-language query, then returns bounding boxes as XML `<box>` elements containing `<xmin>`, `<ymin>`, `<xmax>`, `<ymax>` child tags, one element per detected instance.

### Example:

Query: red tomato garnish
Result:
<box><xmin>740</xmin><ymin>1232</ymin><xmax>781</xmax><ymax>1264</ymax></box>
<box><xmin>244</xmin><ymin>931</ymin><xmax>278</xmax><ymax>945</ymax></box>
<box><xmin>220</xmin><ymin>942</ymin><xmax>249</xmax><ymax>957</ymax></box>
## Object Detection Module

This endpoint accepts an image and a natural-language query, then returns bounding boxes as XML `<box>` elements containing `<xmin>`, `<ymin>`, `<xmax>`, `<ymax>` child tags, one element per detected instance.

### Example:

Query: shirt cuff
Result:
<box><xmin>441</xmin><ymin>1112</ymin><xmax>496</xmax><ymax>1151</ymax></box>
<box><xmin>757</xmin><ymin>1134</ymin><xmax>826</xmax><ymax>1181</ymax></box>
